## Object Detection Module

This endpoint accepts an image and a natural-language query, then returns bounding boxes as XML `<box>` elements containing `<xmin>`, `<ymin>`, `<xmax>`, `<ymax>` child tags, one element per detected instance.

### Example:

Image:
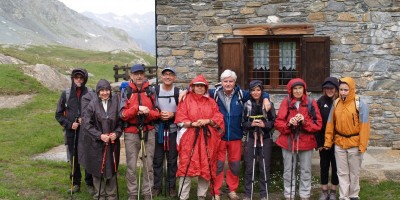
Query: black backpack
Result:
<box><xmin>154</xmin><ymin>85</ymin><xmax>180</xmax><ymax>106</ymax></box>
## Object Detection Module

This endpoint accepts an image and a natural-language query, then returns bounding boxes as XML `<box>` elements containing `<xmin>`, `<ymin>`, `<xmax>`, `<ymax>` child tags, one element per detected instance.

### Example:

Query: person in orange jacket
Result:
<box><xmin>324</xmin><ymin>77</ymin><xmax>370</xmax><ymax>200</ymax></box>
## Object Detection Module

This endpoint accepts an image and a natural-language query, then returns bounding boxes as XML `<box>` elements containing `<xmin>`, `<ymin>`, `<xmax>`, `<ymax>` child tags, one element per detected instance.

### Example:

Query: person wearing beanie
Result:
<box><xmin>120</xmin><ymin>64</ymin><xmax>161</xmax><ymax>200</ymax></box>
<box><xmin>274</xmin><ymin>78</ymin><xmax>323</xmax><ymax>200</ymax></box>
<box><xmin>324</xmin><ymin>77</ymin><xmax>370</xmax><ymax>200</ymax></box>
<box><xmin>242</xmin><ymin>80</ymin><xmax>276</xmax><ymax>200</ymax></box>
<box><xmin>55</xmin><ymin>68</ymin><xmax>95</xmax><ymax>195</ymax></box>
<box><xmin>81</xmin><ymin>79</ymin><xmax>122</xmax><ymax>199</ymax></box>
<box><xmin>316</xmin><ymin>77</ymin><xmax>339</xmax><ymax>200</ymax></box>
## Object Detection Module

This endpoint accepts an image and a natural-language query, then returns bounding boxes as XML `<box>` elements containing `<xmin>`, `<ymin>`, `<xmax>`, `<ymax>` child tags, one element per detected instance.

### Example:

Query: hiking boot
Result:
<box><xmin>198</xmin><ymin>196</ymin><xmax>206</xmax><ymax>200</ymax></box>
<box><xmin>329</xmin><ymin>190</ymin><xmax>337</xmax><ymax>200</ymax></box>
<box><xmin>349</xmin><ymin>198</ymin><xmax>359</xmax><ymax>200</ymax></box>
<box><xmin>152</xmin><ymin>188</ymin><xmax>161</xmax><ymax>196</ymax></box>
<box><xmin>212</xmin><ymin>195</ymin><xmax>220</xmax><ymax>200</ymax></box>
<box><xmin>228</xmin><ymin>191</ymin><xmax>240</xmax><ymax>200</ymax></box>
<box><xmin>319</xmin><ymin>190</ymin><xmax>329</xmax><ymax>200</ymax></box>
<box><xmin>169</xmin><ymin>188</ymin><xmax>177</xmax><ymax>197</ymax></box>
<box><xmin>66</xmin><ymin>185</ymin><xmax>80</xmax><ymax>194</ymax></box>
<box><xmin>143</xmin><ymin>194</ymin><xmax>152</xmax><ymax>200</ymax></box>
<box><xmin>87</xmin><ymin>185</ymin><xmax>95</xmax><ymax>196</ymax></box>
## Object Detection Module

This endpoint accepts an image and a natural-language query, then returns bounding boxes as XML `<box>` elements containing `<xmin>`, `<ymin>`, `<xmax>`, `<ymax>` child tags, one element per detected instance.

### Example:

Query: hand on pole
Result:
<box><xmin>101</xmin><ymin>134</ymin><xmax>110</xmax><ymax>143</ymax></box>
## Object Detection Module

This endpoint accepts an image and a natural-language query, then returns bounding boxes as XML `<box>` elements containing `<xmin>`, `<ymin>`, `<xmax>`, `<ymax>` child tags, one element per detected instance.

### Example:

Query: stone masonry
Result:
<box><xmin>156</xmin><ymin>0</ymin><xmax>400</xmax><ymax>147</ymax></box>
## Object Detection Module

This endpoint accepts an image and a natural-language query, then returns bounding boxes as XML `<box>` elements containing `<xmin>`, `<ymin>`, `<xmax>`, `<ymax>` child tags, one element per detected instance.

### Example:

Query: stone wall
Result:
<box><xmin>156</xmin><ymin>0</ymin><xmax>400</xmax><ymax>147</ymax></box>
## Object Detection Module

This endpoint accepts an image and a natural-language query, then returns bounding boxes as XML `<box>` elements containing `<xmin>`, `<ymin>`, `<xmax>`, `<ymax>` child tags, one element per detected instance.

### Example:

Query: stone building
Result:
<box><xmin>156</xmin><ymin>0</ymin><xmax>400</xmax><ymax>147</ymax></box>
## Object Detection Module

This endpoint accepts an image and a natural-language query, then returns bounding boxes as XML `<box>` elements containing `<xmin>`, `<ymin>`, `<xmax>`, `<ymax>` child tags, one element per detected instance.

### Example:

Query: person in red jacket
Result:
<box><xmin>174</xmin><ymin>74</ymin><xmax>225</xmax><ymax>200</ymax></box>
<box><xmin>274</xmin><ymin>78</ymin><xmax>322</xmax><ymax>200</ymax></box>
<box><xmin>119</xmin><ymin>64</ymin><xmax>160</xmax><ymax>200</ymax></box>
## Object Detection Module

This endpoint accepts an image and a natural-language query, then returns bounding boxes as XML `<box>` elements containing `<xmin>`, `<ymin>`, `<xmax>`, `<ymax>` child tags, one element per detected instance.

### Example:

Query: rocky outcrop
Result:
<box><xmin>0</xmin><ymin>53</ymin><xmax>26</xmax><ymax>64</ymax></box>
<box><xmin>20</xmin><ymin>64</ymin><xmax>70</xmax><ymax>91</ymax></box>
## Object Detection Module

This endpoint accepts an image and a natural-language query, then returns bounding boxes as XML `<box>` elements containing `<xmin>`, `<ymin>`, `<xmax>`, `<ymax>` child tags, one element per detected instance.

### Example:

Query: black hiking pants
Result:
<box><xmin>67</xmin><ymin>136</ymin><xmax>93</xmax><ymax>187</ymax></box>
<box><xmin>153</xmin><ymin>131</ymin><xmax>178</xmax><ymax>191</ymax></box>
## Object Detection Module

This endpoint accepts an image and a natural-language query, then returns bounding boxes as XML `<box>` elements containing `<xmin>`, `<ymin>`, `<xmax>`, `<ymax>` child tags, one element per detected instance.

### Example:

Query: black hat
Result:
<box><xmin>322</xmin><ymin>77</ymin><xmax>339</xmax><ymax>90</ymax></box>
<box><xmin>249</xmin><ymin>80</ymin><xmax>264</xmax><ymax>90</ymax></box>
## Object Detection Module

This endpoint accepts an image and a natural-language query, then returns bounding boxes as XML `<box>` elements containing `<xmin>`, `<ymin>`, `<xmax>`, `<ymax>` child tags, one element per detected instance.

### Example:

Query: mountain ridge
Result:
<box><xmin>0</xmin><ymin>0</ymin><xmax>142</xmax><ymax>52</ymax></box>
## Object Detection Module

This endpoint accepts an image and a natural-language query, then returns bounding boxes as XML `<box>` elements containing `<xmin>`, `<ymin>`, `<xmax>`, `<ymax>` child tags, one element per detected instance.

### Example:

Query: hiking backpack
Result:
<box><xmin>334</xmin><ymin>95</ymin><xmax>360</xmax><ymax>113</ymax></box>
<box><xmin>154</xmin><ymin>85</ymin><xmax>180</xmax><ymax>106</ymax></box>
<box><xmin>213</xmin><ymin>86</ymin><xmax>244</xmax><ymax>105</ymax></box>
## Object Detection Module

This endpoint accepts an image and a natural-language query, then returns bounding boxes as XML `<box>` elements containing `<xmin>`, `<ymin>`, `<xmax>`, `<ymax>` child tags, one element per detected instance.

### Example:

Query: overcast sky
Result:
<box><xmin>57</xmin><ymin>0</ymin><xmax>155</xmax><ymax>15</ymax></box>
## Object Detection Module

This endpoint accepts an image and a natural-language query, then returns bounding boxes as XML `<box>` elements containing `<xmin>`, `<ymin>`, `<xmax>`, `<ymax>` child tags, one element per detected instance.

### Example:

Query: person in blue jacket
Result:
<box><xmin>209</xmin><ymin>69</ymin><xmax>271</xmax><ymax>200</ymax></box>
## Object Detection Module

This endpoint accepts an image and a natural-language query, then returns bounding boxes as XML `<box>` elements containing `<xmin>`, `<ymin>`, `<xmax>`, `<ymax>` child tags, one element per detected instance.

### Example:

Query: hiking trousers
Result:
<box><xmin>319</xmin><ymin>145</ymin><xmax>338</xmax><ymax>185</ymax></box>
<box><xmin>243</xmin><ymin>137</ymin><xmax>272</xmax><ymax>199</ymax></box>
<box><xmin>153</xmin><ymin>131</ymin><xmax>178</xmax><ymax>190</ymax></box>
<box><xmin>282</xmin><ymin>148</ymin><xmax>313</xmax><ymax>199</ymax></box>
<box><xmin>93</xmin><ymin>174</ymin><xmax>117</xmax><ymax>200</ymax></box>
<box><xmin>178</xmin><ymin>176</ymin><xmax>209</xmax><ymax>200</ymax></box>
<box><xmin>124</xmin><ymin>130</ymin><xmax>155</xmax><ymax>197</ymax></box>
<box><xmin>213</xmin><ymin>140</ymin><xmax>242</xmax><ymax>195</ymax></box>
<box><xmin>335</xmin><ymin>146</ymin><xmax>363</xmax><ymax>200</ymax></box>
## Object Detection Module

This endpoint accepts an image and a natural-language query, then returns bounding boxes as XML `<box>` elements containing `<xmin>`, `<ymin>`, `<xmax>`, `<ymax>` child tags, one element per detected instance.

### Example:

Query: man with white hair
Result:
<box><xmin>210</xmin><ymin>69</ymin><xmax>271</xmax><ymax>200</ymax></box>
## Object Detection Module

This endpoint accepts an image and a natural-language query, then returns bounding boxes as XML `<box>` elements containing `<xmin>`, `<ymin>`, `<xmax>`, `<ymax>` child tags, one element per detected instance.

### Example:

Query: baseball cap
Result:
<box><xmin>161</xmin><ymin>66</ymin><xmax>176</xmax><ymax>75</ymax></box>
<box><xmin>130</xmin><ymin>64</ymin><xmax>145</xmax><ymax>73</ymax></box>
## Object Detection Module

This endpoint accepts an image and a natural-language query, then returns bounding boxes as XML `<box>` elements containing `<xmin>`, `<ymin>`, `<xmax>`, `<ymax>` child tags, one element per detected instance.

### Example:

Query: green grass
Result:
<box><xmin>0</xmin><ymin>46</ymin><xmax>399</xmax><ymax>199</ymax></box>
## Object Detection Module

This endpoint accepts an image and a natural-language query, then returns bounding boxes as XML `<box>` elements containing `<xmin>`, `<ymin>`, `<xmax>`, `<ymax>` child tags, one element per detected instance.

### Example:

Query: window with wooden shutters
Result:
<box><xmin>218</xmin><ymin>35</ymin><xmax>330</xmax><ymax>92</ymax></box>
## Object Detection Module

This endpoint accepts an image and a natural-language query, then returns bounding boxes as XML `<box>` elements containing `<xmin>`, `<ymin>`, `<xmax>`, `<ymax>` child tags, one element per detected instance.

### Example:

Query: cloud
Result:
<box><xmin>58</xmin><ymin>0</ymin><xmax>154</xmax><ymax>15</ymax></box>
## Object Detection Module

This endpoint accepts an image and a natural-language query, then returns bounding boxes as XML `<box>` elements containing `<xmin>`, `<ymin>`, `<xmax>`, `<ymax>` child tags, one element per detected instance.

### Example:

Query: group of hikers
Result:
<box><xmin>55</xmin><ymin>64</ymin><xmax>370</xmax><ymax>200</ymax></box>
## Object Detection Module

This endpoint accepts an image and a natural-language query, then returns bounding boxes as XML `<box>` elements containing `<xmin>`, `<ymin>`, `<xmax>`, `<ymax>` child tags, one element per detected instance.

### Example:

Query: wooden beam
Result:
<box><xmin>233</xmin><ymin>23</ymin><xmax>315</xmax><ymax>36</ymax></box>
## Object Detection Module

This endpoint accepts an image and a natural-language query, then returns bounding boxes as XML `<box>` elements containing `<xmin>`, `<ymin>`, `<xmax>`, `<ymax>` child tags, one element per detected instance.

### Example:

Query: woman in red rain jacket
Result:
<box><xmin>174</xmin><ymin>74</ymin><xmax>225</xmax><ymax>200</ymax></box>
<box><xmin>274</xmin><ymin>78</ymin><xmax>322</xmax><ymax>200</ymax></box>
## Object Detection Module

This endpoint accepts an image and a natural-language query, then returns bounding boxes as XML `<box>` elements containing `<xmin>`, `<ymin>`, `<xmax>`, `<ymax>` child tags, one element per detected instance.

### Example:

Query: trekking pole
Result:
<box><xmin>139</xmin><ymin>117</ymin><xmax>153</xmax><ymax>200</ymax></box>
<box><xmin>178</xmin><ymin>127</ymin><xmax>201</xmax><ymax>199</ymax></box>
<box><xmin>164</xmin><ymin>124</ymin><xmax>170</xmax><ymax>197</ymax></box>
<box><xmin>259</xmin><ymin>131</ymin><xmax>269</xmax><ymax>200</ymax></box>
<box><xmin>250</xmin><ymin>131</ymin><xmax>258</xmax><ymax>200</ymax></box>
<box><xmin>289</xmin><ymin>125</ymin><xmax>296</xmax><ymax>200</ymax></box>
<box><xmin>111</xmin><ymin>139</ymin><xmax>119</xmax><ymax>199</ymax></box>
<box><xmin>70</xmin><ymin>117</ymin><xmax>79</xmax><ymax>199</ymax></box>
<box><xmin>98</xmin><ymin>141</ymin><xmax>109</xmax><ymax>200</ymax></box>
<box><xmin>203</xmin><ymin>126</ymin><xmax>216</xmax><ymax>200</ymax></box>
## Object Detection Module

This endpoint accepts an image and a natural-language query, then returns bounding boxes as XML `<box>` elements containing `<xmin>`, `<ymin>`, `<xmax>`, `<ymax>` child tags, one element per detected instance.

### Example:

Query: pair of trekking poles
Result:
<box><xmin>178</xmin><ymin>126</ymin><xmax>216</xmax><ymax>200</ymax></box>
<box><xmin>289</xmin><ymin>123</ymin><xmax>301</xmax><ymax>200</ymax></box>
<box><xmin>163</xmin><ymin>122</ymin><xmax>171</xmax><ymax>197</ymax></box>
<box><xmin>247</xmin><ymin>116</ymin><xmax>269</xmax><ymax>200</ymax></box>
<box><xmin>98</xmin><ymin>135</ymin><xmax>119</xmax><ymax>200</ymax></box>
<box><xmin>137</xmin><ymin>114</ymin><xmax>153</xmax><ymax>200</ymax></box>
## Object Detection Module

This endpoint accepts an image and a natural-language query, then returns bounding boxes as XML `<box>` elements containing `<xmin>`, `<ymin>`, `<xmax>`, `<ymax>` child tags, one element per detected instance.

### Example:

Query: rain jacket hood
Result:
<box><xmin>189</xmin><ymin>74</ymin><xmax>209</xmax><ymax>94</ymax></box>
<box><xmin>287</xmin><ymin>78</ymin><xmax>308</xmax><ymax>106</ymax></box>
<box><xmin>71</xmin><ymin>68</ymin><xmax>88</xmax><ymax>87</ymax></box>
<box><xmin>339</xmin><ymin>77</ymin><xmax>356</xmax><ymax>102</ymax></box>
<box><xmin>96</xmin><ymin>79</ymin><xmax>112</xmax><ymax>97</ymax></box>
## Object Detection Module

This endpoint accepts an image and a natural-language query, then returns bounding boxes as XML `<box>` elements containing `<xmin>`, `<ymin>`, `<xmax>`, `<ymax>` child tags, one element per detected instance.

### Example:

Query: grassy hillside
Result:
<box><xmin>0</xmin><ymin>45</ymin><xmax>155</xmax><ymax>88</ymax></box>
